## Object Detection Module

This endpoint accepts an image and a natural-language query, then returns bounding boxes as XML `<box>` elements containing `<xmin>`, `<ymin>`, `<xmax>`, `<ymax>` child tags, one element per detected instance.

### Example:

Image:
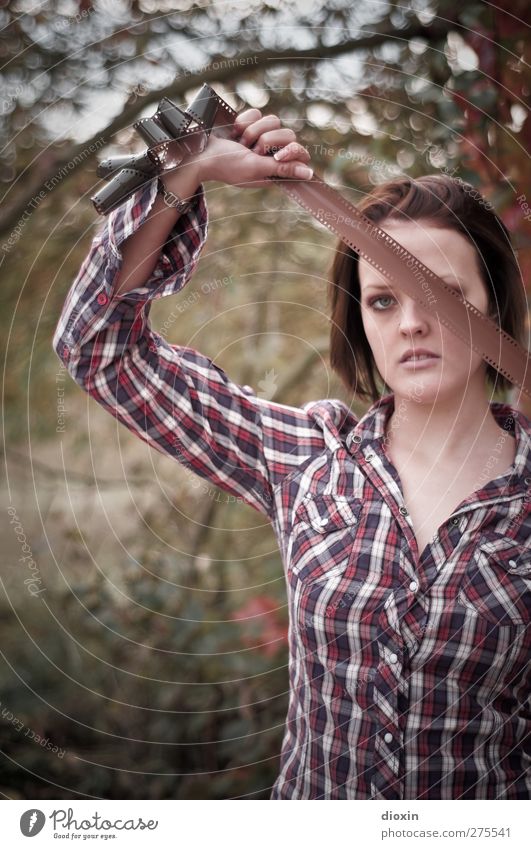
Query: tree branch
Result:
<box><xmin>0</xmin><ymin>15</ymin><xmax>457</xmax><ymax>239</ymax></box>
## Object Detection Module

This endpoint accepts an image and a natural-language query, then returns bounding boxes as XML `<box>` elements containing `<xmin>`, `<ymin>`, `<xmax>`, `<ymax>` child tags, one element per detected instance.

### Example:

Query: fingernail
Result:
<box><xmin>294</xmin><ymin>165</ymin><xmax>313</xmax><ymax>179</ymax></box>
<box><xmin>274</xmin><ymin>147</ymin><xmax>290</xmax><ymax>161</ymax></box>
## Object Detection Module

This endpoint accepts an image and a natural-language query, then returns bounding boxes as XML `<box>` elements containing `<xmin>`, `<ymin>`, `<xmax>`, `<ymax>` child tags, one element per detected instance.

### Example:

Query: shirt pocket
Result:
<box><xmin>458</xmin><ymin>537</ymin><xmax>531</xmax><ymax>627</ymax></box>
<box><xmin>288</xmin><ymin>492</ymin><xmax>363</xmax><ymax>586</ymax></box>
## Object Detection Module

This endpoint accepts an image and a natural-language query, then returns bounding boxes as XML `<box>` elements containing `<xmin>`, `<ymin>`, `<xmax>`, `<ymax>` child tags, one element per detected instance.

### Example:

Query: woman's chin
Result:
<box><xmin>387</xmin><ymin>369</ymin><xmax>450</xmax><ymax>403</ymax></box>
<box><xmin>390</xmin><ymin>368</ymin><xmax>484</xmax><ymax>404</ymax></box>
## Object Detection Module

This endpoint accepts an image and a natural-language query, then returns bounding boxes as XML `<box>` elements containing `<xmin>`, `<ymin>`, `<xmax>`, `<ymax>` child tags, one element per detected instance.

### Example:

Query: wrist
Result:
<box><xmin>158</xmin><ymin>149</ymin><xmax>210</xmax><ymax>202</ymax></box>
<box><xmin>157</xmin><ymin>178</ymin><xmax>194</xmax><ymax>214</ymax></box>
<box><xmin>182</xmin><ymin>148</ymin><xmax>211</xmax><ymax>183</ymax></box>
<box><xmin>174</xmin><ymin>148</ymin><xmax>211</xmax><ymax>186</ymax></box>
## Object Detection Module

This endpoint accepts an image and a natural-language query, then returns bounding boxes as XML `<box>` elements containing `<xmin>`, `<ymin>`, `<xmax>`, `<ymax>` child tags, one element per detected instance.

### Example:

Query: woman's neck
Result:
<box><xmin>385</xmin><ymin>384</ymin><xmax>514</xmax><ymax>465</ymax></box>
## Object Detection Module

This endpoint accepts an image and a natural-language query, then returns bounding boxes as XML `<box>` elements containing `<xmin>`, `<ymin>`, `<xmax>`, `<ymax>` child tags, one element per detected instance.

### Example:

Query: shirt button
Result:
<box><xmin>350</xmin><ymin>434</ymin><xmax>362</xmax><ymax>445</ymax></box>
<box><xmin>399</xmin><ymin>506</ymin><xmax>408</xmax><ymax>516</ymax></box>
<box><xmin>97</xmin><ymin>292</ymin><xmax>109</xmax><ymax>305</ymax></box>
<box><xmin>451</xmin><ymin>517</ymin><xmax>460</xmax><ymax>525</ymax></box>
<box><xmin>409</xmin><ymin>581</ymin><xmax>418</xmax><ymax>592</ymax></box>
<box><xmin>318</xmin><ymin>518</ymin><xmax>329</xmax><ymax>526</ymax></box>
<box><xmin>508</xmin><ymin>559</ymin><xmax>518</xmax><ymax>570</ymax></box>
<box><xmin>383</xmin><ymin>732</ymin><xmax>393</xmax><ymax>744</ymax></box>
<box><xmin>389</xmin><ymin>653</ymin><xmax>398</xmax><ymax>663</ymax></box>
<box><xmin>524</xmin><ymin>477</ymin><xmax>531</xmax><ymax>486</ymax></box>
<box><xmin>366</xmin><ymin>453</ymin><xmax>375</xmax><ymax>460</ymax></box>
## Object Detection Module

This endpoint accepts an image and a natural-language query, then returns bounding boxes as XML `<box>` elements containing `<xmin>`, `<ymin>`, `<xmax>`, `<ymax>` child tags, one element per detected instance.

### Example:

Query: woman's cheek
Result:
<box><xmin>362</xmin><ymin>314</ymin><xmax>387</xmax><ymax>363</ymax></box>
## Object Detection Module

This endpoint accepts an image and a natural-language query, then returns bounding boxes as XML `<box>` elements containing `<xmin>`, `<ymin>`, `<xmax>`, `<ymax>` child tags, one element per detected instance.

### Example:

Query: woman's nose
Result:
<box><xmin>398</xmin><ymin>296</ymin><xmax>430</xmax><ymax>335</ymax></box>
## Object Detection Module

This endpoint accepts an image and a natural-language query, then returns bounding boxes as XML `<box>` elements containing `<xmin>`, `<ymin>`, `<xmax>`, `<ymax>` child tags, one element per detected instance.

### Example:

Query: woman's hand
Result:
<box><xmin>164</xmin><ymin>108</ymin><xmax>313</xmax><ymax>191</ymax></box>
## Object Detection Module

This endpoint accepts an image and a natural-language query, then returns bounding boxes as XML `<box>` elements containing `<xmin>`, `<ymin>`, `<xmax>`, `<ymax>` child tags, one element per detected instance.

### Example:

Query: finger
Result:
<box><xmin>239</xmin><ymin>113</ymin><xmax>281</xmax><ymax>148</ymax></box>
<box><xmin>230</xmin><ymin>108</ymin><xmax>262</xmax><ymax>138</ymax></box>
<box><xmin>271</xmin><ymin>140</ymin><xmax>311</xmax><ymax>163</ymax></box>
<box><xmin>251</xmin><ymin>151</ymin><xmax>313</xmax><ymax>181</ymax></box>
<box><xmin>251</xmin><ymin>128</ymin><xmax>296</xmax><ymax>155</ymax></box>
<box><xmin>275</xmin><ymin>160</ymin><xmax>313</xmax><ymax>180</ymax></box>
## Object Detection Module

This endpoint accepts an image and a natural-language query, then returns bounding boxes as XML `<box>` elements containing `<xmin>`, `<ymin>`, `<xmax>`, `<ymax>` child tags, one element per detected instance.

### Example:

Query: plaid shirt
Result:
<box><xmin>53</xmin><ymin>179</ymin><xmax>531</xmax><ymax>800</ymax></box>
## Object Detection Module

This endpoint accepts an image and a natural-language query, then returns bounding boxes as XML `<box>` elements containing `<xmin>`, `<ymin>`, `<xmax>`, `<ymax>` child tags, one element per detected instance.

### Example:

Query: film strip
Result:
<box><xmin>91</xmin><ymin>84</ymin><xmax>531</xmax><ymax>399</ymax></box>
<box><xmin>91</xmin><ymin>85</ymin><xmax>237</xmax><ymax>214</ymax></box>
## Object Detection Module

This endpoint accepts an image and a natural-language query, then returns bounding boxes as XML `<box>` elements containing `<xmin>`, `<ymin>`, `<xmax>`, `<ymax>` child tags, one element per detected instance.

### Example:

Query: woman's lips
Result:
<box><xmin>400</xmin><ymin>355</ymin><xmax>440</xmax><ymax>369</ymax></box>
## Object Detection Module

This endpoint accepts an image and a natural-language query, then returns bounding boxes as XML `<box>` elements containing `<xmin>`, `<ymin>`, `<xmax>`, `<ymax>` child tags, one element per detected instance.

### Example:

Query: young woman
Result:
<box><xmin>53</xmin><ymin>108</ymin><xmax>531</xmax><ymax>799</ymax></box>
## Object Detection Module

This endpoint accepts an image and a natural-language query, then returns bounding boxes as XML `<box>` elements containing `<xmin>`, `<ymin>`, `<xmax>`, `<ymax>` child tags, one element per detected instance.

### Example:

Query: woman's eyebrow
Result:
<box><xmin>362</xmin><ymin>275</ymin><xmax>464</xmax><ymax>292</ymax></box>
<box><xmin>362</xmin><ymin>281</ymin><xmax>395</xmax><ymax>292</ymax></box>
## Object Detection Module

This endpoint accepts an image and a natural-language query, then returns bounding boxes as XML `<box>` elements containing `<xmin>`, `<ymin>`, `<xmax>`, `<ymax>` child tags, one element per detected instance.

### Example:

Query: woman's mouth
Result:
<box><xmin>400</xmin><ymin>354</ymin><xmax>439</xmax><ymax>369</ymax></box>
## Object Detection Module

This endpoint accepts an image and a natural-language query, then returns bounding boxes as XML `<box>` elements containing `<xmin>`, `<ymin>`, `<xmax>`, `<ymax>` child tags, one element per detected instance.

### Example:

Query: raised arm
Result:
<box><xmin>52</xmin><ymin>110</ymin><xmax>321</xmax><ymax>521</ymax></box>
<box><xmin>115</xmin><ymin>105</ymin><xmax>315</xmax><ymax>294</ymax></box>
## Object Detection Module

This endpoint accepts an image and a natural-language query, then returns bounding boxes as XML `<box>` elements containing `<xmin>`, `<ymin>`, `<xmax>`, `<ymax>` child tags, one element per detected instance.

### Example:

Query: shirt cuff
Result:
<box><xmin>98</xmin><ymin>176</ymin><xmax>209</xmax><ymax>303</ymax></box>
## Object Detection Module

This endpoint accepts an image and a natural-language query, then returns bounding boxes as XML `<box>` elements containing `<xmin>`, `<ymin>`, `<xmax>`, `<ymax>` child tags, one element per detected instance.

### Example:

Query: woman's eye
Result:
<box><xmin>368</xmin><ymin>295</ymin><xmax>395</xmax><ymax>310</ymax></box>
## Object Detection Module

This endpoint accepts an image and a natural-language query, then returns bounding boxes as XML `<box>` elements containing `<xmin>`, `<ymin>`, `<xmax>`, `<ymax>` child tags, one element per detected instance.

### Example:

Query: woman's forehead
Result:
<box><xmin>358</xmin><ymin>221</ymin><xmax>476</xmax><ymax>289</ymax></box>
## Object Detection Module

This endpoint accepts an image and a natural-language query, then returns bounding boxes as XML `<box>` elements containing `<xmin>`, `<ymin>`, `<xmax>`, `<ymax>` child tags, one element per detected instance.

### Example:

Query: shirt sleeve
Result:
<box><xmin>52</xmin><ymin>177</ymin><xmax>322</xmax><ymax>521</ymax></box>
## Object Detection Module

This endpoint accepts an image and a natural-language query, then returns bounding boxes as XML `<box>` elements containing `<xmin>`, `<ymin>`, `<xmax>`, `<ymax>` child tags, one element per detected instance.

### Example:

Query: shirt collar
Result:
<box><xmin>347</xmin><ymin>392</ymin><xmax>531</xmax><ymax>486</ymax></box>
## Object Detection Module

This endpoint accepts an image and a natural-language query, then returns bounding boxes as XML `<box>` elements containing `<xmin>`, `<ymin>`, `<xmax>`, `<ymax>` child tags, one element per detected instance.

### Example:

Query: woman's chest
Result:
<box><xmin>398</xmin><ymin>473</ymin><xmax>482</xmax><ymax>556</ymax></box>
<box><xmin>284</xmin><ymin>488</ymin><xmax>530</xmax><ymax>685</ymax></box>
<box><xmin>278</xmin><ymin>452</ymin><xmax>530</xmax><ymax>675</ymax></box>
<box><xmin>387</xmin><ymin>438</ymin><xmax>517</xmax><ymax>557</ymax></box>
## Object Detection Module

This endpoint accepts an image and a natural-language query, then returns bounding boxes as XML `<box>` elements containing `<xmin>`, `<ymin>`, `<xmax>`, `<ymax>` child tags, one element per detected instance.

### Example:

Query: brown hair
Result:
<box><xmin>327</xmin><ymin>173</ymin><xmax>527</xmax><ymax>402</ymax></box>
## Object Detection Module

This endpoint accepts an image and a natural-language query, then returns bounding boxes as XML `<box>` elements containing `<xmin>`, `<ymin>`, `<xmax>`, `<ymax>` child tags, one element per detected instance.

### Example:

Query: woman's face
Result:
<box><xmin>358</xmin><ymin>219</ymin><xmax>493</xmax><ymax>404</ymax></box>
